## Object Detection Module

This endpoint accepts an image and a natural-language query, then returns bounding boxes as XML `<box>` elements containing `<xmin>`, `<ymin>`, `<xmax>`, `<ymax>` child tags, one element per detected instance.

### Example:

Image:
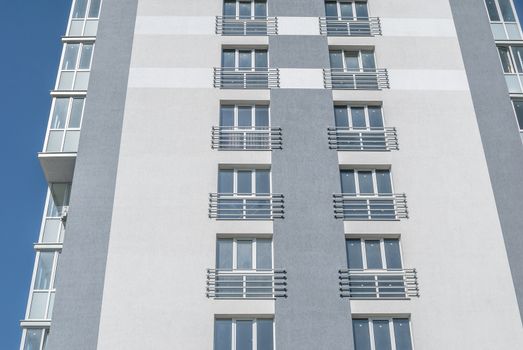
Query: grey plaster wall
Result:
<box><xmin>45</xmin><ymin>0</ymin><xmax>138</xmax><ymax>348</ymax></box>
<box><xmin>268</xmin><ymin>0</ymin><xmax>326</xmax><ymax>16</ymax></box>
<box><xmin>450</xmin><ymin>0</ymin><xmax>523</xmax><ymax>321</ymax></box>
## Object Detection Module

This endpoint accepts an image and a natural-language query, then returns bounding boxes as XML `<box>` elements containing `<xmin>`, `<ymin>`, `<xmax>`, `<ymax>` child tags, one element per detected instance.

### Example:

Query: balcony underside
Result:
<box><xmin>38</xmin><ymin>152</ymin><xmax>76</xmax><ymax>184</ymax></box>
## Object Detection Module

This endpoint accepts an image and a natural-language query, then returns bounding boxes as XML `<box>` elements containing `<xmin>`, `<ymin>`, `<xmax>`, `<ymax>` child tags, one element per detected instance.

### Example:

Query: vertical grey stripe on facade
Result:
<box><xmin>45</xmin><ymin>0</ymin><xmax>138</xmax><ymax>349</ymax></box>
<box><xmin>269</xmin><ymin>2</ymin><xmax>354</xmax><ymax>348</ymax></box>
<box><xmin>449</xmin><ymin>0</ymin><xmax>523</xmax><ymax>322</ymax></box>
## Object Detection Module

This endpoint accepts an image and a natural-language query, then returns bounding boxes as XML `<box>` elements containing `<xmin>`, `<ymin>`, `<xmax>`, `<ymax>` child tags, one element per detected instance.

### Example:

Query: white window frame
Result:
<box><xmin>484</xmin><ymin>0</ymin><xmax>518</xmax><ymax>23</ymax></box>
<box><xmin>43</xmin><ymin>97</ymin><xmax>85</xmax><ymax>153</ymax></box>
<box><xmin>220</xmin><ymin>104</ymin><xmax>271</xmax><ymax>129</ymax></box>
<box><xmin>38</xmin><ymin>184</ymin><xmax>71</xmax><ymax>244</ymax></box>
<box><xmin>224</xmin><ymin>0</ymin><xmax>267</xmax><ymax>18</ymax></box>
<box><xmin>353</xmin><ymin>317</ymin><xmax>414</xmax><ymax>350</ymax></box>
<box><xmin>348</xmin><ymin>237</ymin><xmax>404</xmax><ymax>271</ymax></box>
<box><xmin>330</xmin><ymin>49</ymin><xmax>376</xmax><ymax>71</ymax></box>
<box><xmin>66</xmin><ymin>0</ymin><xmax>103</xmax><ymax>36</ymax></box>
<box><xmin>25</xmin><ymin>251</ymin><xmax>60</xmax><ymax>321</ymax></box>
<box><xmin>216</xmin><ymin>318</ymin><xmax>275</xmax><ymax>350</ymax></box>
<box><xmin>511</xmin><ymin>98</ymin><xmax>523</xmax><ymax>132</ymax></box>
<box><xmin>222</xmin><ymin>49</ymin><xmax>269</xmax><ymax>71</ymax></box>
<box><xmin>334</xmin><ymin>104</ymin><xmax>384</xmax><ymax>129</ymax></box>
<box><xmin>325</xmin><ymin>0</ymin><xmax>369</xmax><ymax>20</ymax></box>
<box><xmin>219</xmin><ymin>238</ymin><xmax>274</xmax><ymax>271</ymax></box>
<box><xmin>220</xmin><ymin>169</ymin><xmax>272</xmax><ymax>196</ymax></box>
<box><xmin>55</xmin><ymin>42</ymin><xmax>95</xmax><ymax>91</ymax></box>
<box><xmin>498</xmin><ymin>45</ymin><xmax>523</xmax><ymax>73</ymax></box>
<box><xmin>20</xmin><ymin>328</ymin><xmax>49</xmax><ymax>350</ymax></box>
<box><xmin>341</xmin><ymin>169</ymin><xmax>394</xmax><ymax>196</ymax></box>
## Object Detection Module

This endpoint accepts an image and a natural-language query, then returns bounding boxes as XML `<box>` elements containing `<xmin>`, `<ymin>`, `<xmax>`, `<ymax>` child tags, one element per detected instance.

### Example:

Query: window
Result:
<box><xmin>340</xmin><ymin>169</ymin><xmax>393</xmax><ymax>195</ymax></box>
<box><xmin>217</xmin><ymin>238</ymin><xmax>273</xmax><ymax>270</ymax></box>
<box><xmin>512</xmin><ymin>99</ymin><xmax>523</xmax><ymax>131</ymax></box>
<box><xmin>346</xmin><ymin>238</ymin><xmax>402</xmax><ymax>270</ymax></box>
<box><xmin>45</xmin><ymin>98</ymin><xmax>85</xmax><ymax>152</ymax></box>
<box><xmin>22</xmin><ymin>328</ymin><xmax>48</xmax><ymax>350</ymax></box>
<box><xmin>224</xmin><ymin>0</ymin><xmax>267</xmax><ymax>18</ymax></box>
<box><xmin>353</xmin><ymin>318</ymin><xmax>413</xmax><ymax>350</ymax></box>
<box><xmin>68</xmin><ymin>0</ymin><xmax>102</xmax><ymax>36</ymax></box>
<box><xmin>329</xmin><ymin>49</ymin><xmax>376</xmax><ymax>71</ymax></box>
<box><xmin>27</xmin><ymin>251</ymin><xmax>59</xmax><ymax>320</ymax></box>
<box><xmin>485</xmin><ymin>0</ymin><xmax>516</xmax><ymax>22</ymax></box>
<box><xmin>497</xmin><ymin>45</ymin><xmax>523</xmax><ymax>73</ymax></box>
<box><xmin>219</xmin><ymin>169</ymin><xmax>271</xmax><ymax>195</ymax></box>
<box><xmin>221</xmin><ymin>105</ymin><xmax>269</xmax><ymax>129</ymax></box>
<box><xmin>325</xmin><ymin>1</ymin><xmax>369</xmax><ymax>19</ymax></box>
<box><xmin>335</xmin><ymin>105</ymin><xmax>383</xmax><ymax>129</ymax></box>
<box><xmin>222</xmin><ymin>49</ymin><xmax>268</xmax><ymax>71</ymax></box>
<box><xmin>40</xmin><ymin>184</ymin><xmax>70</xmax><ymax>244</ymax></box>
<box><xmin>215</xmin><ymin>318</ymin><xmax>274</xmax><ymax>350</ymax></box>
<box><xmin>57</xmin><ymin>43</ymin><xmax>94</xmax><ymax>90</ymax></box>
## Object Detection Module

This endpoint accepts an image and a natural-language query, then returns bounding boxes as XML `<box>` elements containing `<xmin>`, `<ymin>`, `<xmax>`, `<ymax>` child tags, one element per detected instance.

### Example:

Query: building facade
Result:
<box><xmin>20</xmin><ymin>0</ymin><xmax>523</xmax><ymax>349</ymax></box>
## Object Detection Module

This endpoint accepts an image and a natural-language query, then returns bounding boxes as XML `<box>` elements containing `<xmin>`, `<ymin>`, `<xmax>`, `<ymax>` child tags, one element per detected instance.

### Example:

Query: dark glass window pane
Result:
<box><xmin>34</xmin><ymin>252</ymin><xmax>54</xmax><ymax>289</ymax></box>
<box><xmin>236</xmin><ymin>320</ymin><xmax>253</xmax><ymax>350</ymax></box>
<box><xmin>239</xmin><ymin>51</ymin><xmax>252</xmax><ymax>69</ymax></box>
<box><xmin>62</xmin><ymin>44</ymin><xmax>80</xmax><ymax>70</ymax></box>
<box><xmin>88</xmin><ymin>0</ymin><xmax>102</xmax><ymax>17</ymax></box>
<box><xmin>50</xmin><ymin>98</ymin><xmax>69</xmax><ymax>129</ymax></box>
<box><xmin>499</xmin><ymin>0</ymin><xmax>515</xmax><ymax>21</ymax></box>
<box><xmin>357</xmin><ymin>171</ymin><xmax>374</xmax><ymax>194</ymax></box>
<box><xmin>355</xmin><ymin>2</ymin><xmax>369</xmax><ymax>18</ymax></box>
<box><xmin>220</xmin><ymin>106</ymin><xmax>235</xmax><ymax>127</ymax></box>
<box><xmin>345</xmin><ymin>52</ymin><xmax>360</xmax><ymax>70</ymax></box>
<box><xmin>353</xmin><ymin>319</ymin><xmax>372</xmax><ymax>350</ymax></box>
<box><xmin>373</xmin><ymin>320</ymin><xmax>392</xmax><ymax>350</ymax></box>
<box><xmin>340</xmin><ymin>3</ymin><xmax>354</xmax><ymax>19</ymax></box>
<box><xmin>23</xmin><ymin>329</ymin><xmax>44</xmax><ymax>350</ymax></box>
<box><xmin>214</xmin><ymin>319</ymin><xmax>232</xmax><ymax>350</ymax></box>
<box><xmin>237</xmin><ymin>240</ymin><xmax>253</xmax><ymax>269</ymax></box>
<box><xmin>238</xmin><ymin>106</ymin><xmax>253</xmax><ymax>128</ymax></box>
<box><xmin>255</xmin><ymin>50</ymin><xmax>268</xmax><ymax>68</ymax></box>
<box><xmin>376</xmin><ymin>170</ymin><xmax>392</xmax><ymax>194</ymax></box>
<box><xmin>79</xmin><ymin>44</ymin><xmax>94</xmax><ymax>69</ymax></box>
<box><xmin>384</xmin><ymin>239</ymin><xmax>402</xmax><ymax>269</ymax></box>
<box><xmin>329</xmin><ymin>51</ymin><xmax>344</xmax><ymax>69</ymax></box>
<box><xmin>256</xmin><ymin>239</ymin><xmax>272</xmax><ymax>270</ymax></box>
<box><xmin>255</xmin><ymin>1</ymin><xmax>267</xmax><ymax>17</ymax></box>
<box><xmin>341</xmin><ymin>170</ymin><xmax>356</xmax><ymax>193</ymax></box>
<box><xmin>513</xmin><ymin>100</ymin><xmax>523</xmax><ymax>130</ymax></box>
<box><xmin>256</xmin><ymin>170</ymin><xmax>270</xmax><ymax>194</ymax></box>
<box><xmin>219</xmin><ymin>170</ymin><xmax>234</xmax><ymax>193</ymax></box>
<box><xmin>511</xmin><ymin>46</ymin><xmax>523</xmax><ymax>72</ymax></box>
<box><xmin>351</xmin><ymin>107</ymin><xmax>366</xmax><ymax>128</ymax></box>
<box><xmin>335</xmin><ymin>107</ymin><xmax>349</xmax><ymax>127</ymax></box>
<box><xmin>68</xmin><ymin>98</ymin><xmax>84</xmax><ymax>128</ymax></box>
<box><xmin>72</xmin><ymin>0</ymin><xmax>88</xmax><ymax>18</ymax></box>
<box><xmin>361</xmin><ymin>51</ymin><xmax>376</xmax><ymax>69</ymax></box>
<box><xmin>217</xmin><ymin>239</ymin><xmax>233</xmax><ymax>269</ymax></box>
<box><xmin>237</xmin><ymin>170</ymin><xmax>253</xmax><ymax>194</ymax></box>
<box><xmin>498</xmin><ymin>47</ymin><xmax>514</xmax><ymax>73</ymax></box>
<box><xmin>222</xmin><ymin>50</ymin><xmax>236</xmax><ymax>68</ymax></box>
<box><xmin>255</xmin><ymin>106</ymin><xmax>269</xmax><ymax>127</ymax></box>
<box><xmin>368</xmin><ymin>107</ymin><xmax>384</xmax><ymax>128</ymax></box>
<box><xmin>346</xmin><ymin>239</ymin><xmax>363</xmax><ymax>269</ymax></box>
<box><xmin>393</xmin><ymin>319</ymin><xmax>413</xmax><ymax>350</ymax></box>
<box><xmin>239</xmin><ymin>1</ymin><xmax>252</xmax><ymax>18</ymax></box>
<box><xmin>325</xmin><ymin>2</ymin><xmax>338</xmax><ymax>17</ymax></box>
<box><xmin>485</xmin><ymin>0</ymin><xmax>500</xmax><ymax>21</ymax></box>
<box><xmin>224</xmin><ymin>0</ymin><xmax>236</xmax><ymax>16</ymax></box>
<box><xmin>365</xmin><ymin>240</ymin><xmax>383</xmax><ymax>269</ymax></box>
<box><xmin>257</xmin><ymin>319</ymin><xmax>274</xmax><ymax>350</ymax></box>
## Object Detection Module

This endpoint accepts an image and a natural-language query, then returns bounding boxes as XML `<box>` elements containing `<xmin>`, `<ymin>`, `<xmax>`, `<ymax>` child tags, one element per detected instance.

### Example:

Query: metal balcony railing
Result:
<box><xmin>214</xmin><ymin>68</ymin><xmax>280</xmax><ymax>89</ymax></box>
<box><xmin>339</xmin><ymin>269</ymin><xmax>419</xmax><ymax>299</ymax></box>
<box><xmin>206</xmin><ymin>269</ymin><xmax>287</xmax><ymax>299</ymax></box>
<box><xmin>324</xmin><ymin>68</ymin><xmax>389</xmax><ymax>90</ymax></box>
<box><xmin>333</xmin><ymin>193</ymin><xmax>408</xmax><ymax>220</ymax></box>
<box><xmin>328</xmin><ymin>127</ymin><xmax>398</xmax><ymax>151</ymax></box>
<box><xmin>216</xmin><ymin>16</ymin><xmax>278</xmax><ymax>36</ymax></box>
<box><xmin>319</xmin><ymin>17</ymin><xmax>381</xmax><ymax>36</ymax></box>
<box><xmin>209</xmin><ymin>193</ymin><xmax>284</xmax><ymax>220</ymax></box>
<box><xmin>211</xmin><ymin>127</ymin><xmax>282</xmax><ymax>150</ymax></box>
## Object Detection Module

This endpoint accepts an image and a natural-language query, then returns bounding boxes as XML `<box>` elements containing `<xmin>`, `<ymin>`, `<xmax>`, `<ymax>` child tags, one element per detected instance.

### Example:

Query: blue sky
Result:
<box><xmin>0</xmin><ymin>1</ymin><xmax>70</xmax><ymax>348</ymax></box>
<box><xmin>1</xmin><ymin>0</ymin><xmax>523</xmax><ymax>349</ymax></box>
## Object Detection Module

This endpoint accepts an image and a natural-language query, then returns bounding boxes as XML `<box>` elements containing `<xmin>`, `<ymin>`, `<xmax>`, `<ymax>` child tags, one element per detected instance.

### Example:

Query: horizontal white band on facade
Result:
<box><xmin>129</xmin><ymin>68</ymin><xmax>468</xmax><ymax>91</ymax></box>
<box><xmin>134</xmin><ymin>16</ymin><xmax>457</xmax><ymax>38</ymax></box>
<box><xmin>380</xmin><ymin>18</ymin><xmax>457</xmax><ymax>37</ymax></box>
<box><xmin>20</xmin><ymin>320</ymin><xmax>51</xmax><ymax>328</ymax></box>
